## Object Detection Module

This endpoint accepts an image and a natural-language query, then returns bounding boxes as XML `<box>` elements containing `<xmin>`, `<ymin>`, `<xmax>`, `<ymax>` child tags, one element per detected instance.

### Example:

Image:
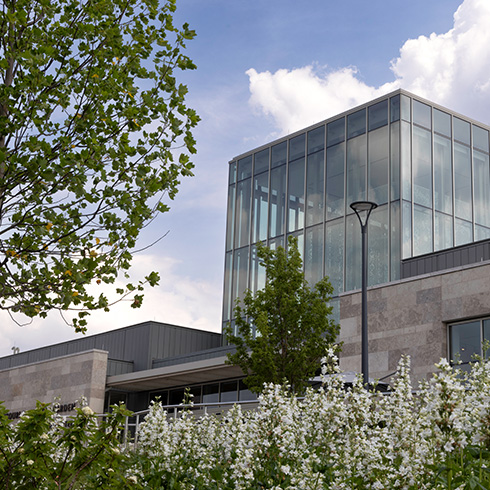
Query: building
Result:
<box><xmin>223</xmin><ymin>88</ymin><xmax>490</xmax><ymax>379</ymax></box>
<box><xmin>2</xmin><ymin>89</ymin><xmax>490</xmax><ymax>415</ymax></box>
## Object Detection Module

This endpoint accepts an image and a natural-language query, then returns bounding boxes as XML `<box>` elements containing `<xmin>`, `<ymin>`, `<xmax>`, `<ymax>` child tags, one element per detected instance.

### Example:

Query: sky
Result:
<box><xmin>2</xmin><ymin>0</ymin><xmax>490</xmax><ymax>357</ymax></box>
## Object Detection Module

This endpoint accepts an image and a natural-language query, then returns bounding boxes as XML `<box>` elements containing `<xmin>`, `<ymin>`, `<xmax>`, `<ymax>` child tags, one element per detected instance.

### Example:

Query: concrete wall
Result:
<box><xmin>339</xmin><ymin>261</ymin><xmax>490</xmax><ymax>384</ymax></box>
<box><xmin>0</xmin><ymin>349</ymin><xmax>108</xmax><ymax>418</ymax></box>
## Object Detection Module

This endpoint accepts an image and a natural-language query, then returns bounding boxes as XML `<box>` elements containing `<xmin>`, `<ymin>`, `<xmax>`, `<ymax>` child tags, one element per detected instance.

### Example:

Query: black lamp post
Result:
<box><xmin>350</xmin><ymin>200</ymin><xmax>378</xmax><ymax>388</ymax></box>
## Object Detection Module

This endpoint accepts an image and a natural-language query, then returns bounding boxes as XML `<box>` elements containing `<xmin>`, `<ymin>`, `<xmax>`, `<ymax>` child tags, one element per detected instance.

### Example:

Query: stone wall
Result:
<box><xmin>339</xmin><ymin>261</ymin><xmax>490</xmax><ymax>384</ymax></box>
<box><xmin>0</xmin><ymin>349</ymin><xmax>108</xmax><ymax>418</ymax></box>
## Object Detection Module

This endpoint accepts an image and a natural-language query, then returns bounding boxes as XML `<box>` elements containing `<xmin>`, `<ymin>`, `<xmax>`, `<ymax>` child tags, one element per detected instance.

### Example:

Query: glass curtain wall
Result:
<box><xmin>222</xmin><ymin>91</ymin><xmax>490</xmax><ymax>329</ymax></box>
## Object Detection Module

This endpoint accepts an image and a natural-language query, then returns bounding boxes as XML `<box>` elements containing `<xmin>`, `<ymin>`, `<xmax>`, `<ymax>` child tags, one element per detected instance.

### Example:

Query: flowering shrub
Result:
<box><xmin>2</xmin><ymin>354</ymin><xmax>490</xmax><ymax>489</ymax></box>
<box><xmin>0</xmin><ymin>400</ymin><xmax>134</xmax><ymax>489</ymax></box>
<box><xmin>134</xmin><ymin>353</ymin><xmax>490</xmax><ymax>489</ymax></box>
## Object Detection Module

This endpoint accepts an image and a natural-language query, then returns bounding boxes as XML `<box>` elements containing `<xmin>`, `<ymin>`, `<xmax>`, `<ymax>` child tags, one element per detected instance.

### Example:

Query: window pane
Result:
<box><xmin>326</xmin><ymin>142</ymin><xmax>345</xmax><ymax>219</ymax></box>
<box><xmin>347</xmin><ymin>109</ymin><xmax>366</xmax><ymax>139</ymax></box>
<box><xmin>250</xmin><ymin>244</ymin><xmax>266</xmax><ymax>294</ymax></box>
<box><xmin>391</xmin><ymin>122</ymin><xmax>400</xmax><ymax>201</ymax></box>
<box><xmin>254</xmin><ymin>148</ymin><xmax>269</xmax><ymax>175</ymax></box>
<box><xmin>252</xmin><ymin>172</ymin><xmax>269</xmax><ymax>243</ymax></box>
<box><xmin>455</xmin><ymin>218</ymin><xmax>472</xmax><ymax>246</ymax></box>
<box><xmin>347</xmin><ymin>134</ymin><xmax>367</xmax><ymax>204</ymax></box>
<box><xmin>368</xmin><ymin>126</ymin><xmax>389</xmax><ymax>204</ymax></box>
<box><xmin>473</xmin><ymin>150</ymin><xmax>490</xmax><ymax>227</ymax></box>
<box><xmin>237</xmin><ymin>155</ymin><xmax>252</xmax><ymax>181</ymax></box>
<box><xmin>390</xmin><ymin>95</ymin><xmax>400</xmax><ymax>122</ymax></box>
<box><xmin>434</xmin><ymin>212</ymin><xmax>453</xmax><ymax>251</ymax></box>
<box><xmin>234</xmin><ymin>179</ymin><xmax>251</xmax><ymax>248</ymax></box>
<box><xmin>473</xmin><ymin>125</ymin><xmax>489</xmax><ymax>153</ymax></box>
<box><xmin>345</xmin><ymin>213</ymin><xmax>361</xmax><ymax>291</ymax></box>
<box><xmin>305</xmin><ymin>225</ymin><xmax>323</xmax><ymax>286</ymax></box>
<box><xmin>413</xmin><ymin>100</ymin><xmax>431</xmax><ymax>129</ymax></box>
<box><xmin>269</xmin><ymin>165</ymin><xmax>286</xmax><ymax>238</ymax></box>
<box><xmin>402</xmin><ymin>200</ymin><xmax>412</xmax><ymax>259</ymax></box>
<box><xmin>325</xmin><ymin>218</ymin><xmax>344</xmax><ymax>294</ymax></box>
<box><xmin>308</xmin><ymin>126</ymin><xmax>325</xmax><ymax>154</ymax></box>
<box><xmin>391</xmin><ymin>201</ymin><xmax>400</xmax><ymax>280</ymax></box>
<box><xmin>484</xmin><ymin>320</ymin><xmax>490</xmax><ymax>355</ymax></box>
<box><xmin>169</xmin><ymin>388</ymin><xmax>185</xmax><ymax>406</ymax></box>
<box><xmin>413</xmin><ymin>126</ymin><xmax>432</xmax><ymax>208</ymax></box>
<box><xmin>413</xmin><ymin>204</ymin><xmax>432</xmax><ymax>256</ymax></box>
<box><xmin>434</xmin><ymin>109</ymin><xmax>451</xmax><ymax>137</ymax></box>
<box><xmin>327</xmin><ymin>117</ymin><xmax>345</xmax><ymax>147</ymax></box>
<box><xmin>287</xmin><ymin>160</ymin><xmax>305</xmax><ymax>232</ymax></box>
<box><xmin>434</xmin><ymin>135</ymin><xmax>453</xmax><ymax>214</ymax></box>
<box><xmin>476</xmin><ymin>225</ymin><xmax>490</xmax><ymax>241</ymax></box>
<box><xmin>450</xmin><ymin>321</ymin><xmax>481</xmax><ymax>364</ymax></box>
<box><xmin>368</xmin><ymin>99</ymin><xmax>388</xmax><ymax>131</ymax></box>
<box><xmin>454</xmin><ymin>143</ymin><xmax>472</xmax><ymax>221</ymax></box>
<box><xmin>306</xmin><ymin>150</ymin><xmax>325</xmax><ymax>226</ymax></box>
<box><xmin>220</xmin><ymin>381</ymin><xmax>238</xmax><ymax>403</ymax></box>
<box><xmin>401</xmin><ymin>121</ymin><xmax>411</xmax><ymax>201</ymax></box>
<box><xmin>287</xmin><ymin>231</ymin><xmax>304</xmax><ymax>263</ymax></box>
<box><xmin>401</xmin><ymin>95</ymin><xmax>411</xmax><ymax>122</ymax></box>
<box><xmin>232</xmin><ymin>247</ymin><xmax>249</xmax><ymax>306</ymax></box>
<box><xmin>368</xmin><ymin>205</ymin><xmax>389</xmax><ymax>286</ymax></box>
<box><xmin>239</xmin><ymin>380</ymin><xmax>256</xmax><ymax>401</ymax></box>
<box><xmin>271</xmin><ymin>141</ymin><xmax>287</xmax><ymax>168</ymax></box>
<box><xmin>289</xmin><ymin>134</ymin><xmax>305</xmax><ymax>161</ymax></box>
<box><xmin>222</xmin><ymin>252</ymin><xmax>233</xmax><ymax>322</ymax></box>
<box><xmin>226</xmin><ymin>185</ymin><xmax>235</xmax><ymax>251</ymax></box>
<box><xmin>203</xmin><ymin>384</ymin><xmax>219</xmax><ymax>404</ymax></box>
<box><xmin>454</xmin><ymin>117</ymin><xmax>470</xmax><ymax>145</ymax></box>
<box><xmin>229</xmin><ymin>161</ymin><xmax>236</xmax><ymax>184</ymax></box>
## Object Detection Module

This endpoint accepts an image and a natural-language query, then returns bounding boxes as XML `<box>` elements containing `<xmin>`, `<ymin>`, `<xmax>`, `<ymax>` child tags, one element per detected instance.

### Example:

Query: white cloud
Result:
<box><xmin>0</xmin><ymin>253</ymin><xmax>222</xmax><ymax>358</ymax></box>
<box><xmin>247</xmin><ymin>0</ymin><xmax>490</xmax><ymax>134</ymax></box>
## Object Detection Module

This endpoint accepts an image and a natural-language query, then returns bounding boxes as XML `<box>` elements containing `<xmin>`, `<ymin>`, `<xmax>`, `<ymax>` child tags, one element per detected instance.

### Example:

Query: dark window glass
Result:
<box><xmin>347</xmin><ymin>109</ymin><xmax>366</xmax><ymax>139</ymax></box>
<box><xmin>306</xmin><ymin>151</ymin><xmax>324</xmax><ymax>226</ymax></box>
<box><xmin>454</xmin><ymin>117</ymin><xmax>471</xmax><ymax>145</ymax></box>
<box><xmin>220</xmin><ymin>381</ymin><xmax>238</xmax><ymax>403</ymax></box>
<box><xmin>308</xmin><ymin>126</ymin><xmax>325</xmax><ymax>154</ymax></box>
<box><xmin>289</xmin><ymin>134</ymin><xmax>305</xmax><ymax>161</ymax></box>
<box><xmin>473</xmin><ymin>126</ymin><xmax>489</xmax><ymax>153</ymax></box>
<box><xmin>368</xmin><ymin>100</ymin><xmax>388</xmax><ymax>131</ymax></box>
<box><xmin>254</xmin><ymin>148</ymin><xmax>269</xmax><ymax>174</ymax></box>
<box><xmin>413</xmin><ymin>100</ymin><xmax>431</xmax><ymax>129</ymax></box>
<box><xmin>150</xmin><ymin>390</ymin><xmax>168</xmax><ymax>405</ymax></box>
<box><xmin>271</xmin><ymin>141</ymin><xmax>287</xmax><ymax>168</ymax></box>
<box><xmin>450</xmin><ymin>321</ymin><xmax>481</xmax><ymax>364</ymax></box>
<box><xmin>169</xmin><ymin>388</ymin><xmax>185</xmax><ymax>406</ymax></box>
<box><xmin>203</xmin><ymin>384</ymin><xmax>219</xmax><ymax>403</ymax></box>
<box><xmin>390</xmin><ymin>95</ymin><xmax>400</xmax><ymax>122</ymax></box>
<box><xmin>237</xmin><ymin>156</ymin><xmax>252</xmax><ymax>181</ymax></box>
<box><xmin>327</xmin><ymin>118</ymin><xmax>345</xmax><ymax>147</ymax></box>
<box><xmin>238</xmin><ymin>380</ymin><xmax>256</xmax><ymax>401</ymax></box>
<box><xmin>484</xmin><ymin>320</ymin><xmax>490</xmax><ymax>356</ymax></box>
<box><xmin>434</xmin><ymin>109</ymin><xmax>451</xmax><ymax>137</ymax></box>
<box><xmin>269</xmin><ymin>165</ymin><xmax>286</xmax><ymax>237</ymax></box>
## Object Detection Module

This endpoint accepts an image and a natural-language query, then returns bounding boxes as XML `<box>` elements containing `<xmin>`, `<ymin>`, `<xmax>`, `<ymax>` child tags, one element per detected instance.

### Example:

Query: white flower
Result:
<box><xmin>26</xmin><ymin>460</ymin><xmax>34</xmax><ymax>466</ymax></box>
<box><xmin>82</xmin><ymin>406</ymin><xmax>94</xmax><ymax>416</ymax></box>
<box><xmin>128</xmin><ymin>475</ymin><xmax>138</xmax><ymax>484</ymax></box>
<box><xmin>40</xmin><ymin>433</ymin><xmax>49</xmax><ymax>440</ymax></box>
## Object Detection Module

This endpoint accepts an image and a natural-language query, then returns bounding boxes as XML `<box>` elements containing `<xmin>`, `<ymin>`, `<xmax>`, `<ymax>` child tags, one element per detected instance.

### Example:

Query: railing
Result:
<box><xmin>120</xmin><ymin>399</ymin><xmax>259</xmax><ymax>449</ymax></box>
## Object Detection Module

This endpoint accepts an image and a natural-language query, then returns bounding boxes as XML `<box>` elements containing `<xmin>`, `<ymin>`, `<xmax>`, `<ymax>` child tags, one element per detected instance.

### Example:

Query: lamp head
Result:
<box><xmin>350</xmin><ymin>200</ymin><xmax>378</xmax><ymax>227</ymax></box>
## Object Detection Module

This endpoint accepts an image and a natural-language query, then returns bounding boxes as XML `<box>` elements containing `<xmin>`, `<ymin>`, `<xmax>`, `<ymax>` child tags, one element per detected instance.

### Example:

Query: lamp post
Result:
<box><xmin>350</xmin><ymin>200</ymin><xmax>377</xmax><ymax>388</ymax></box>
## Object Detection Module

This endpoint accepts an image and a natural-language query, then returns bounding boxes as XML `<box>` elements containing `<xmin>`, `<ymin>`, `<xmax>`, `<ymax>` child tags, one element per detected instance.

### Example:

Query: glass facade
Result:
<box><xmin>223</xmin><ymin>91</ymin><xmax>490</xmax><ymax>329</ymax></box>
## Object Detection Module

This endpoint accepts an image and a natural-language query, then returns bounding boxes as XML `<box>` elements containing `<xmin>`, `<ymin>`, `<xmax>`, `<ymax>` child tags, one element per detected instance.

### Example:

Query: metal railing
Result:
<box><xmin>120</xmin><ymin>398</ymin><xmax>259</xmax><ymax>449</ymax></box>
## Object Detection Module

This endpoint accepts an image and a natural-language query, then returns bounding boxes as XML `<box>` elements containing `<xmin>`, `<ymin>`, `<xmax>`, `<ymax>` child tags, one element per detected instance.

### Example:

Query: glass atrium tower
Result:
<box><xmin>222</xmin><ymin>89</ymin><xmax>490</xmax><ymax>332</ymax></box>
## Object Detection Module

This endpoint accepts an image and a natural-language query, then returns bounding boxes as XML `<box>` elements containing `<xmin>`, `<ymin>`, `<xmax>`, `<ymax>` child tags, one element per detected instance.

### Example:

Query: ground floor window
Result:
<box><xmin>449</xmin><ymin>318</ymin><xmax>490</xmax><ymax>369</ymax></box>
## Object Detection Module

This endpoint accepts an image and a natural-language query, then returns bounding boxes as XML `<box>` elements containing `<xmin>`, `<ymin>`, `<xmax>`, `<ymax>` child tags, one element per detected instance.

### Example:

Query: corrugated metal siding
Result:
<box><xmin>0</xmin><ymin>321</ymin><xmax>221</xmax><ymax>373</ymax></box>
<box><xmin>401</xmin><ymin>239</ymin><xmax>490</xmax><ymax>279</ymax></box>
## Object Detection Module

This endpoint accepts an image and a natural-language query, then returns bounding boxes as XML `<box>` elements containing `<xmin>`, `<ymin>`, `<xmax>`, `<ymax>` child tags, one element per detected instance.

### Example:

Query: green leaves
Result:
<box><xmin>226</xmin><ymin>236</ymin><xmax>340</xmax><ymax>395</ymax></box>
<box><xmin>0</xmin><ymin>0</ymin><xmax>199</xmax><ymax>327</ymax></box>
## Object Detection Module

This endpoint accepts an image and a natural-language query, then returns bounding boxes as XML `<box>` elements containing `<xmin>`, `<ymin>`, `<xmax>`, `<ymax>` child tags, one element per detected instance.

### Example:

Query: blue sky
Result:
<box><xmin>2</xmin><ymin>0</ymin><xmax>489</xmax><ymax>357</ymax></box>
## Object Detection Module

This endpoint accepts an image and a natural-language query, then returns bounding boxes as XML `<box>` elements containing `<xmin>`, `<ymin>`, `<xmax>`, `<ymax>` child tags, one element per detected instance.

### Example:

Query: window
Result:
<box><xmin>449</xmin><ymin>318</ymin><xmax>490</xmax><ymax>370</ymax></box>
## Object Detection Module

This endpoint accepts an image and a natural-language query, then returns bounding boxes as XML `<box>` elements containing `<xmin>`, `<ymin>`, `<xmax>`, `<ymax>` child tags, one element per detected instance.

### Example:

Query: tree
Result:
<box><xmin>225</xmin><ymin>236</ymin><xmax>340</xmax><ymax>394</ymax></box>
<box><xmin>0</xmin><ymin>0</ymin><xmax>199</xmax><ymax>330</ymax></box>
